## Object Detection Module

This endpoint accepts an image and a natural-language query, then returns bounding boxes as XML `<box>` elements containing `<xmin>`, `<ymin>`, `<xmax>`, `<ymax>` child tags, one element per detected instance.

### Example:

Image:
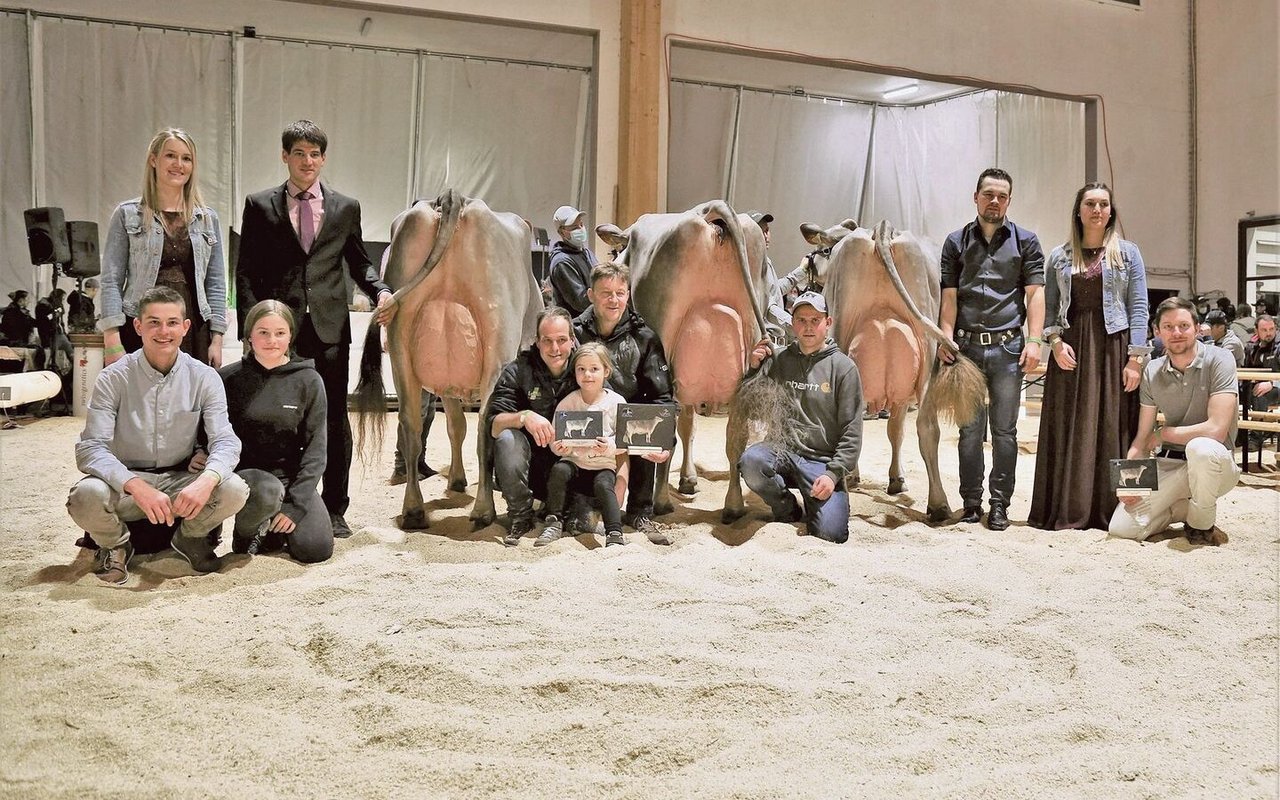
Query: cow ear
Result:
<box><xmin>800</xmin><ymin>224</ymin><xmax>829</xmax><ymax>246</ymax></box>
<box><xmin>839</xmin><ymin>219</ymin><xmax>859</xmax><ymax>231</ymax></box>
<box><xmin>596</xmin><ymin>224</ymin><xmax>629</xmax><ymax>249</ymax></box>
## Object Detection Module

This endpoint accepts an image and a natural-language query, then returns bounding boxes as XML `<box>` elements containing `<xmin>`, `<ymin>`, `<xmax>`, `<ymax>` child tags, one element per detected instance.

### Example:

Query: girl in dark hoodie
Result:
<box><xmin>220</xmin><ymin>300</ymin><xmax>333</xmax><ymax>562</ymax></box>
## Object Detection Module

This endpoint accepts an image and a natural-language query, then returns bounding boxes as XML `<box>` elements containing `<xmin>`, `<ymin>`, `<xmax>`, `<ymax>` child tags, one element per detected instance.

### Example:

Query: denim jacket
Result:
<box><xmin>98</xmin><ymin>199</ymin><xmax>227</xmax><ymax>334</ymax></box>
<box><xmin>1043</xmin><ymin>238</ymin><xmax>1150</xmax><ymax>356</ymax></box>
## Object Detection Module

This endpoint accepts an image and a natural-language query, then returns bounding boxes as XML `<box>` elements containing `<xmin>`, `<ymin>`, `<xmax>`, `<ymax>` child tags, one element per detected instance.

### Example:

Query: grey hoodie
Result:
<box><xmin>762</xmin><ymin>339</ymin><xmax>864</xmax><ymax>484</ymax></box>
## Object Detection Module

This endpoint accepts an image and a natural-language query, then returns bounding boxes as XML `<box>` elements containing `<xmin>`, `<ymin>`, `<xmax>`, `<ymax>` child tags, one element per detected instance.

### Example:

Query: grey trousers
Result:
<box><xmin>67</xmin><ymin>471</ymin><xmax>249</xmax><ymax>550</ymax></box>
<box><xmin>233</xmin><ymin>468</ymin><xmax>334</xmax><ymax>563</ymax></box>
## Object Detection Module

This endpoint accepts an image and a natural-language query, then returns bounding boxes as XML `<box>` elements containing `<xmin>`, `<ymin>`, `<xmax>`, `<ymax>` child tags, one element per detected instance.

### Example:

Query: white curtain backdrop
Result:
<box><xmin>666</xmin><ymin>81</ymin><xmax>738</xmax><ymax>213</ymax></box>
<box><xmin>240</xmin><ymin>39</ymin><xmax>417</xmax><ymax>242</ymax></box>
<box><xmin>2</xmin><ymin>11</ymin><xmax>593</xmax><ymax>309</ymax></box>
<box><xmin>40</xmin><ymin>18</ymin><xmax>233</xmax><ymax>241</ymax></box>
<box><xmin>733</xmin><ymin>92</ymin><xmax>875</xmax><ymax>271</ymax></box>
<box><xmin>0</xmin><ymin>12</ymin><xmax>33</xmax><ymax>301</ymax></box>
<box><xmin>668</xmin><ymin>85</ymin><xmax>1085</xmax><ymax>270</ymax></box>
<box><xmin>414</xmin><ymin>56</ymin><xmax>591</xmax><ymax>235</ymax></box>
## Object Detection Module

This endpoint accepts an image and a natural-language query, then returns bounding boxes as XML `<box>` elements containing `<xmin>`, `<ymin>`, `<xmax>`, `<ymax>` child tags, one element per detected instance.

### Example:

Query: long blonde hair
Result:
<box><xmin>1068</xmin><ymin>182</ymin><xmax>1122</xmax><ymax>274</ymax></box>
<box><xmin>141</xmin><ymin>127</ymin><xmax>205</xmax><ymax>224</ymax></box>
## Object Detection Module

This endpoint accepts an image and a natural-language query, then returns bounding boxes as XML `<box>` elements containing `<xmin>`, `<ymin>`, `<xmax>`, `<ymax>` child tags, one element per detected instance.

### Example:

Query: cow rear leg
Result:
<box><xmin>886</xmin><ymin>402</ymin><xmax>909</xmax><ymax>494</ymax></box>
<box><xmin>443</xmin><ymin>397</ymin><xmax>468</xmax><ymax>493</ymax></box>
<box><xmin>722</xmin><ymin>405</ymin><xmax>748</xmax><ymax>523</ymax></box>
<box><xmin>917</xmin><ymin>392</ymin><xmax>951</xmax><ymax>522</ymax></box>
<box><xmin>653</xmin><ymin>460</ymin><xmax>674</xmax><ymax>516</ymax></box>
<box><xmin>389</xmin><ymin>355</ymin><xmax>428</xmax><ymax>530</ymax></box>
<box><xmin>470</xmin><ymin>394</ymin><xmax>498</xmax><ymax>528</ymax></box>
<box><xmin>676</xmin><ymin>405</ymin><xmax>698</xmax><ymax>495</ymax></box>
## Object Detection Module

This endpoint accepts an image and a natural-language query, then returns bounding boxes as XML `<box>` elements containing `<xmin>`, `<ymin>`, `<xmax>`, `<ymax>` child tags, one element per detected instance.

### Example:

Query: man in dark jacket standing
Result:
<box><xmin>740</xmin><ymin>292</ymin><xmax>864</xmax><ymax>543</ymax></box>
<box><xmin>236</xmin><ymin>120</ymin><xmax>397</xmax><ymax>537</ymax></box>
<box><xmin>573</xmin><ymin>262</ymin><xmax>675</xmax><ymax>544</ymax></box>
<box><xmin>548</xmin><ymin>205</ymin><xmax>598</xmax><ymax>317</ymax></box>
<box><xmin>487</xmin><ymin>306</ymin><xmax>578</xmax><ymax>545</ymax></box>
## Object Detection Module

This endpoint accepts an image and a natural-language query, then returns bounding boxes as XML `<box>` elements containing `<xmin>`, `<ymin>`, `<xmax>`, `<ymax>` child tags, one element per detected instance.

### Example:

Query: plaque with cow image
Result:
<box><xmin>1109</xmin><ymin>458</ymin><xmax>1159</xmax><ymax>497</ymax></box>
<box><xmin>614</xmin><ymin>404</ymin><xmax>677</xmax><ymax>454</ymax></box>
<box><xmin>554</xmin><ymin>409</ymin><xmax>603</xmax><ymax>447</ymax></box>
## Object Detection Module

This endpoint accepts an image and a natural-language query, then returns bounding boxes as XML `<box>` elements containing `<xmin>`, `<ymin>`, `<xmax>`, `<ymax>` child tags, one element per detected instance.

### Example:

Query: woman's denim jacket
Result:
<box><xmin>98</xmin><ymin>199</ymin><xmax>227</xmax><ymax>334</ymax></box>
<box><xmin>1043</xmin><ymin>238</ymin><xmax>1151</xmax><ymax>357</ymax></box>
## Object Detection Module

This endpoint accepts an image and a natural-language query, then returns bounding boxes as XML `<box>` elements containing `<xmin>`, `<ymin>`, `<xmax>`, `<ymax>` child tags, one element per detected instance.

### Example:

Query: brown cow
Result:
<box><xmin>812</xmin><ymin>219</ymin><xmax>986</xmax><ymax>521</ymax></box>
<box><xmin>356</xmin><ymin>190</ymin><xmax>542</xmax><ymax>529</ymax></box>
<box><xmin>596</xmin><ymin>200</ymin><xmax>772</xmax><ymax>522</ymax></box>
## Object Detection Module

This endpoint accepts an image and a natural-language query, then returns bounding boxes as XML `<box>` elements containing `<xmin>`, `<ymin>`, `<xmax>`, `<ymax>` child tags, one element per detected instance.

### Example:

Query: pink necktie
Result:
<box><xmin>297</xmin><ymin>190</ymin><xmax>315</xmax><ymax>252</ymax></box>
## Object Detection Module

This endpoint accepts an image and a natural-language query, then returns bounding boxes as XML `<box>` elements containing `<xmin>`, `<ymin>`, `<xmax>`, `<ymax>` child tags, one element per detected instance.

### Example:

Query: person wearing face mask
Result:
<box><xmin>548</xmin><ymin>205</ymin><xmax>599</xmax><ymax>317</ymax></box>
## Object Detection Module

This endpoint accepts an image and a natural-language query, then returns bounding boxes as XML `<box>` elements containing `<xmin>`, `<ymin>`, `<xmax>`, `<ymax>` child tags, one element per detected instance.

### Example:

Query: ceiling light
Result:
<box><xmin>882</xmin><ymin>82</ymin><xmax>920</xmax><ymax>101</ymax></box>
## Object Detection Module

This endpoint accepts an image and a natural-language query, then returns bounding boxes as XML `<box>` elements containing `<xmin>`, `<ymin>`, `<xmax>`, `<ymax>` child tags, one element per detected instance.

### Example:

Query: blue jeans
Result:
<box><xmin>493</xmin><ymin>428</ymin><xmax>555</xmax><ymax>523</ymax></box>
<box><xmin>957</xmin><ymin>332</ymin><xmax>1024</xmax><ymax>508</ymax></box>
<box><xmin>739</xmin><ymin>443</ymin><xmax>849</xmax><ymax>543</ymax></box>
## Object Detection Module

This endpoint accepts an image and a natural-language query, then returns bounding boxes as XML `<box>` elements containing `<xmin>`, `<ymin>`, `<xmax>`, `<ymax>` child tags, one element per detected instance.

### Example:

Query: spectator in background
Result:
<box><xmin>67</xmin><ymin>279</ymin><xmax>99</xmax><ymax>334</ymax></box>
<box><xmin>1205</xmin><ymin>309</ymin><xmax>1245</xmax><ymax>365</ymax></box>
<box><xmin>35</xmin><ymin>287</ymin><xmax>73</xmax><ymax>374</ymax></box>
<box><xmin>548</xmin><ymin>205</ymin><xmax>598</xmax><ymax>317</ymax></box>
<box><xmin>1</xmin><ymin>290</ymin><xmax>37</xmax><ymax>347</ymax></box>
<box><xmin>1231</xmin><ymin>303</ymin><xmax>1255</xmax><ymax>342</ymax></box>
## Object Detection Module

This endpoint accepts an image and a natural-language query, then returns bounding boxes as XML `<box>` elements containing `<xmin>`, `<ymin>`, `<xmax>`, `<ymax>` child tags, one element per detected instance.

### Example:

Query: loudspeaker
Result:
<box><xmin>24</xmin><ymin>207</ymin><xmax>71</xmax><ymax>266</ymax></box>
<box><xmin>64</xmin><ymin>221</ymin><xmax>100</xmax><ymax>278</ymax></box>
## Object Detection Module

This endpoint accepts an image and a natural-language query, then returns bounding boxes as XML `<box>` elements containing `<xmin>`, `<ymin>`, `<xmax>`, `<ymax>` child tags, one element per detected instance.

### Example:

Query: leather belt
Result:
<box><xmin>955</xmin><ymin>328</ymin><xmax>1020</xmax><ymax>346</ymax></box>
<box><xmin>1155</xmin><ymin>448</ymin><xmax>1186</xmax><ymax>461</ymax></box>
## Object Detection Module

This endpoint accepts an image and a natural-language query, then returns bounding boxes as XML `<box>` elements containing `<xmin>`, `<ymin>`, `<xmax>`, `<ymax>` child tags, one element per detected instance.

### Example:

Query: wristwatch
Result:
<box><xmin>519</xmin><ymin>410</ymin><xmax>530</xmax><ymax>426</ymax></box>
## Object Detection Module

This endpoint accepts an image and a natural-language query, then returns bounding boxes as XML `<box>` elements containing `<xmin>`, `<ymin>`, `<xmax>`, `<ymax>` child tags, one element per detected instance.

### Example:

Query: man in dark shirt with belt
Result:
<box><xmin>938</xmin><ymin>168</ymin><xmax>1046</xmax><ymax>530</ymax></box>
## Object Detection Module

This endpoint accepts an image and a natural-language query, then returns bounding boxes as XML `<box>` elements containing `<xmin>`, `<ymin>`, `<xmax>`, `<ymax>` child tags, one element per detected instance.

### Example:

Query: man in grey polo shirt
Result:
<box><xmin>1109</xmin><ymin>297</ymin><xmax>1239</xmax><ymax>545</ymax></box>
<box><xmin>938</xmin><ymin>167</ymin><xmax>1046</xmax><ymax>530</ymax></box>
<box><xmin>67</xmin><ymin>286</ymin><xmax>249</xmax><ymax>584</ymax></box>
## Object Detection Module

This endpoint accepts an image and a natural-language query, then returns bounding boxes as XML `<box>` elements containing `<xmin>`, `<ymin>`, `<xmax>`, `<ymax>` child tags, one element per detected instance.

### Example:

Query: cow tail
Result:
<box><xmin>353</xmin><ymin>320</ymin><xmax>387</xmax><ymax>463</ymax></box>
<box><xmin>922</xmin><ymin>353</ymin><xmax>987</xmax><ymax>428</ymax></box>
<box><xmin>873</xmin><ymin>221</ymin><xmax>955</xmax><ymax>357</ymax></box>
<box><xmin>705</xmin><ymin>200</ymin><xmax>770</xmax><ymax>344</ymax></box>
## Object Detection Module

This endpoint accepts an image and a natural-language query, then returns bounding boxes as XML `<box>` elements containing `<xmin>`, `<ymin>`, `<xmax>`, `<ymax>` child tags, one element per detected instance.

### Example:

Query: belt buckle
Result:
<box><xmin>978</xmin><ymin>331</ymin><xmax>993</xmax><ymax>346</ymax></box>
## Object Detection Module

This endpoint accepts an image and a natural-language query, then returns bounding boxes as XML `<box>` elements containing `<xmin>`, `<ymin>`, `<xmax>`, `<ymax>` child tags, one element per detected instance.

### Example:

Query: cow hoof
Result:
<box><xmin>653</xmin><ymin>501</ymin><xmax>674</xmax><ymax>516</ymax></box>
<box><xmin>397</xmin><ymin>510</ymin><xmax>429</xmax><ymax>531</ymax></box>
<box><xmin>470</xmin><ymin>513</ymin><xmax>495</xmax><ymax>530</ymax></box>
<box><xmin>721</xmin><ymin>507</ymin><xmax>746</xmax><ymax>524</ymax></box>
<box><xmin>677</xmin><ymin>478</ymin><xmax>698</xmax><ymax>495</ymax></box>
<box><xmin>887</xmin><ymin>477</ymin><xmax>907</xmax><ymax>495</ymax></box>
<box><xmin>926</xmin><ymin>505</ymin><xmax>951</xmax><ymax>524</ymax></box>
<box><xmin>448</xmin><ymin>478</ymin><xmax>467</xmax><ymax>493</ymax></box>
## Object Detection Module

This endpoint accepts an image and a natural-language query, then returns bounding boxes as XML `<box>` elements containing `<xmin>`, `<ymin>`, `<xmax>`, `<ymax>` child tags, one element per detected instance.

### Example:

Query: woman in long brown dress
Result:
<box><xmin>1030</xmin><ymin>183</ymin><xmax>1150</xmax><ymax>531</ymax></box>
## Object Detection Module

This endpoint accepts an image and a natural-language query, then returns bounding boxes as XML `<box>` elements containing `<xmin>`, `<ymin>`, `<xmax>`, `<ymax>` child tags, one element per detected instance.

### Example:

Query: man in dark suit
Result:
<box><xmin>237</xmin><ymin>119</ymin><xmax>397</xmax><ymax>537</ymax></box>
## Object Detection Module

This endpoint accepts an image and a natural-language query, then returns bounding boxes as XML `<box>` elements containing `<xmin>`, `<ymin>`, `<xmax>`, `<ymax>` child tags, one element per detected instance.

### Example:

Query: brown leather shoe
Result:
<box><xmin>95</xmin><ymin>542</ymin><xmax>134</xmax><ymax>585</ymax></box>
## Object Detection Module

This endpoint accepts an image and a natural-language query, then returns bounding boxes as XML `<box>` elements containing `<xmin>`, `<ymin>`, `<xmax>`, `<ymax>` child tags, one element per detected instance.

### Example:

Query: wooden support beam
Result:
<box><xmin>618</xmin><ymin>0</ymin><xmax>661</xmax><ymax>226</ymax></box>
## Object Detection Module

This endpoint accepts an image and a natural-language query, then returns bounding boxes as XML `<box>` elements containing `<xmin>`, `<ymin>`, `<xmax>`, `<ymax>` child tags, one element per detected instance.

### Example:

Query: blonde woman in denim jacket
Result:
<box><xmin>1030</xmin><ymin>183</ymin><xmax>1151</xmax><ymax>531</ymax></box>
<box><xmin>99</xmin><ymin>128</ymin><xmax>226</xmax><ymax>367</ymax></box>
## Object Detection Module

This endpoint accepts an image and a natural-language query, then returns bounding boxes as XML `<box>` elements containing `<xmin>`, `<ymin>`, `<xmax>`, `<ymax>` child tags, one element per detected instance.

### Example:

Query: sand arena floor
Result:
<box><xmin>1</xmin><ymin>411</ymin><xmax>1277</xmax><ymax>799</ymax></box>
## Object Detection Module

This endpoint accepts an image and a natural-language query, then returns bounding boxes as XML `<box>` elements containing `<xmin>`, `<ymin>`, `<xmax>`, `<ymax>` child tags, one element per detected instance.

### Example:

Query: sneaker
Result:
<box><xmin>605</xmin><ymin>530</ymin><xmax>626</xmax><ymax>547</ymax></box>
<box><xmin>534</xmin><ymin>516</ymin><xmax>564</xmax><ymax>547</ymax></box>
<box><xmin>503</xmin><ymin>517</ymin><xmax>534</xmax><ymax>547</ymax></box>
<box><xmin>94</xmin><ymin>542</ymin><xmax>134</xmax><ymax>585</ymax></box>
<box><xmin>627</xmin><ymin>514</ymin><xmax>672</xmax><ymax>545</ymax></box>
<box><xmin>171</xmin><ymin>534</ymin><xmax>224</xmax><ymax>574</ymax></box>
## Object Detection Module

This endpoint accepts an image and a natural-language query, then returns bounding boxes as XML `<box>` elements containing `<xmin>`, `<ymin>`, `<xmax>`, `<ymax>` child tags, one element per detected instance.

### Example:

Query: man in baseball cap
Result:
<box><xmin>746</xmin><ymin>210</ymin><xmax>789</xmax><ymax>343</ymax></box>
<box><xmin>738</xmin><ymin>288</ymin><xmax>864</xmax><ymax>543</ymax></box>
<box><xmin>548</xmin><ymin>205</ymin><xmax>598</xmax><ymax>316</ymax></box>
